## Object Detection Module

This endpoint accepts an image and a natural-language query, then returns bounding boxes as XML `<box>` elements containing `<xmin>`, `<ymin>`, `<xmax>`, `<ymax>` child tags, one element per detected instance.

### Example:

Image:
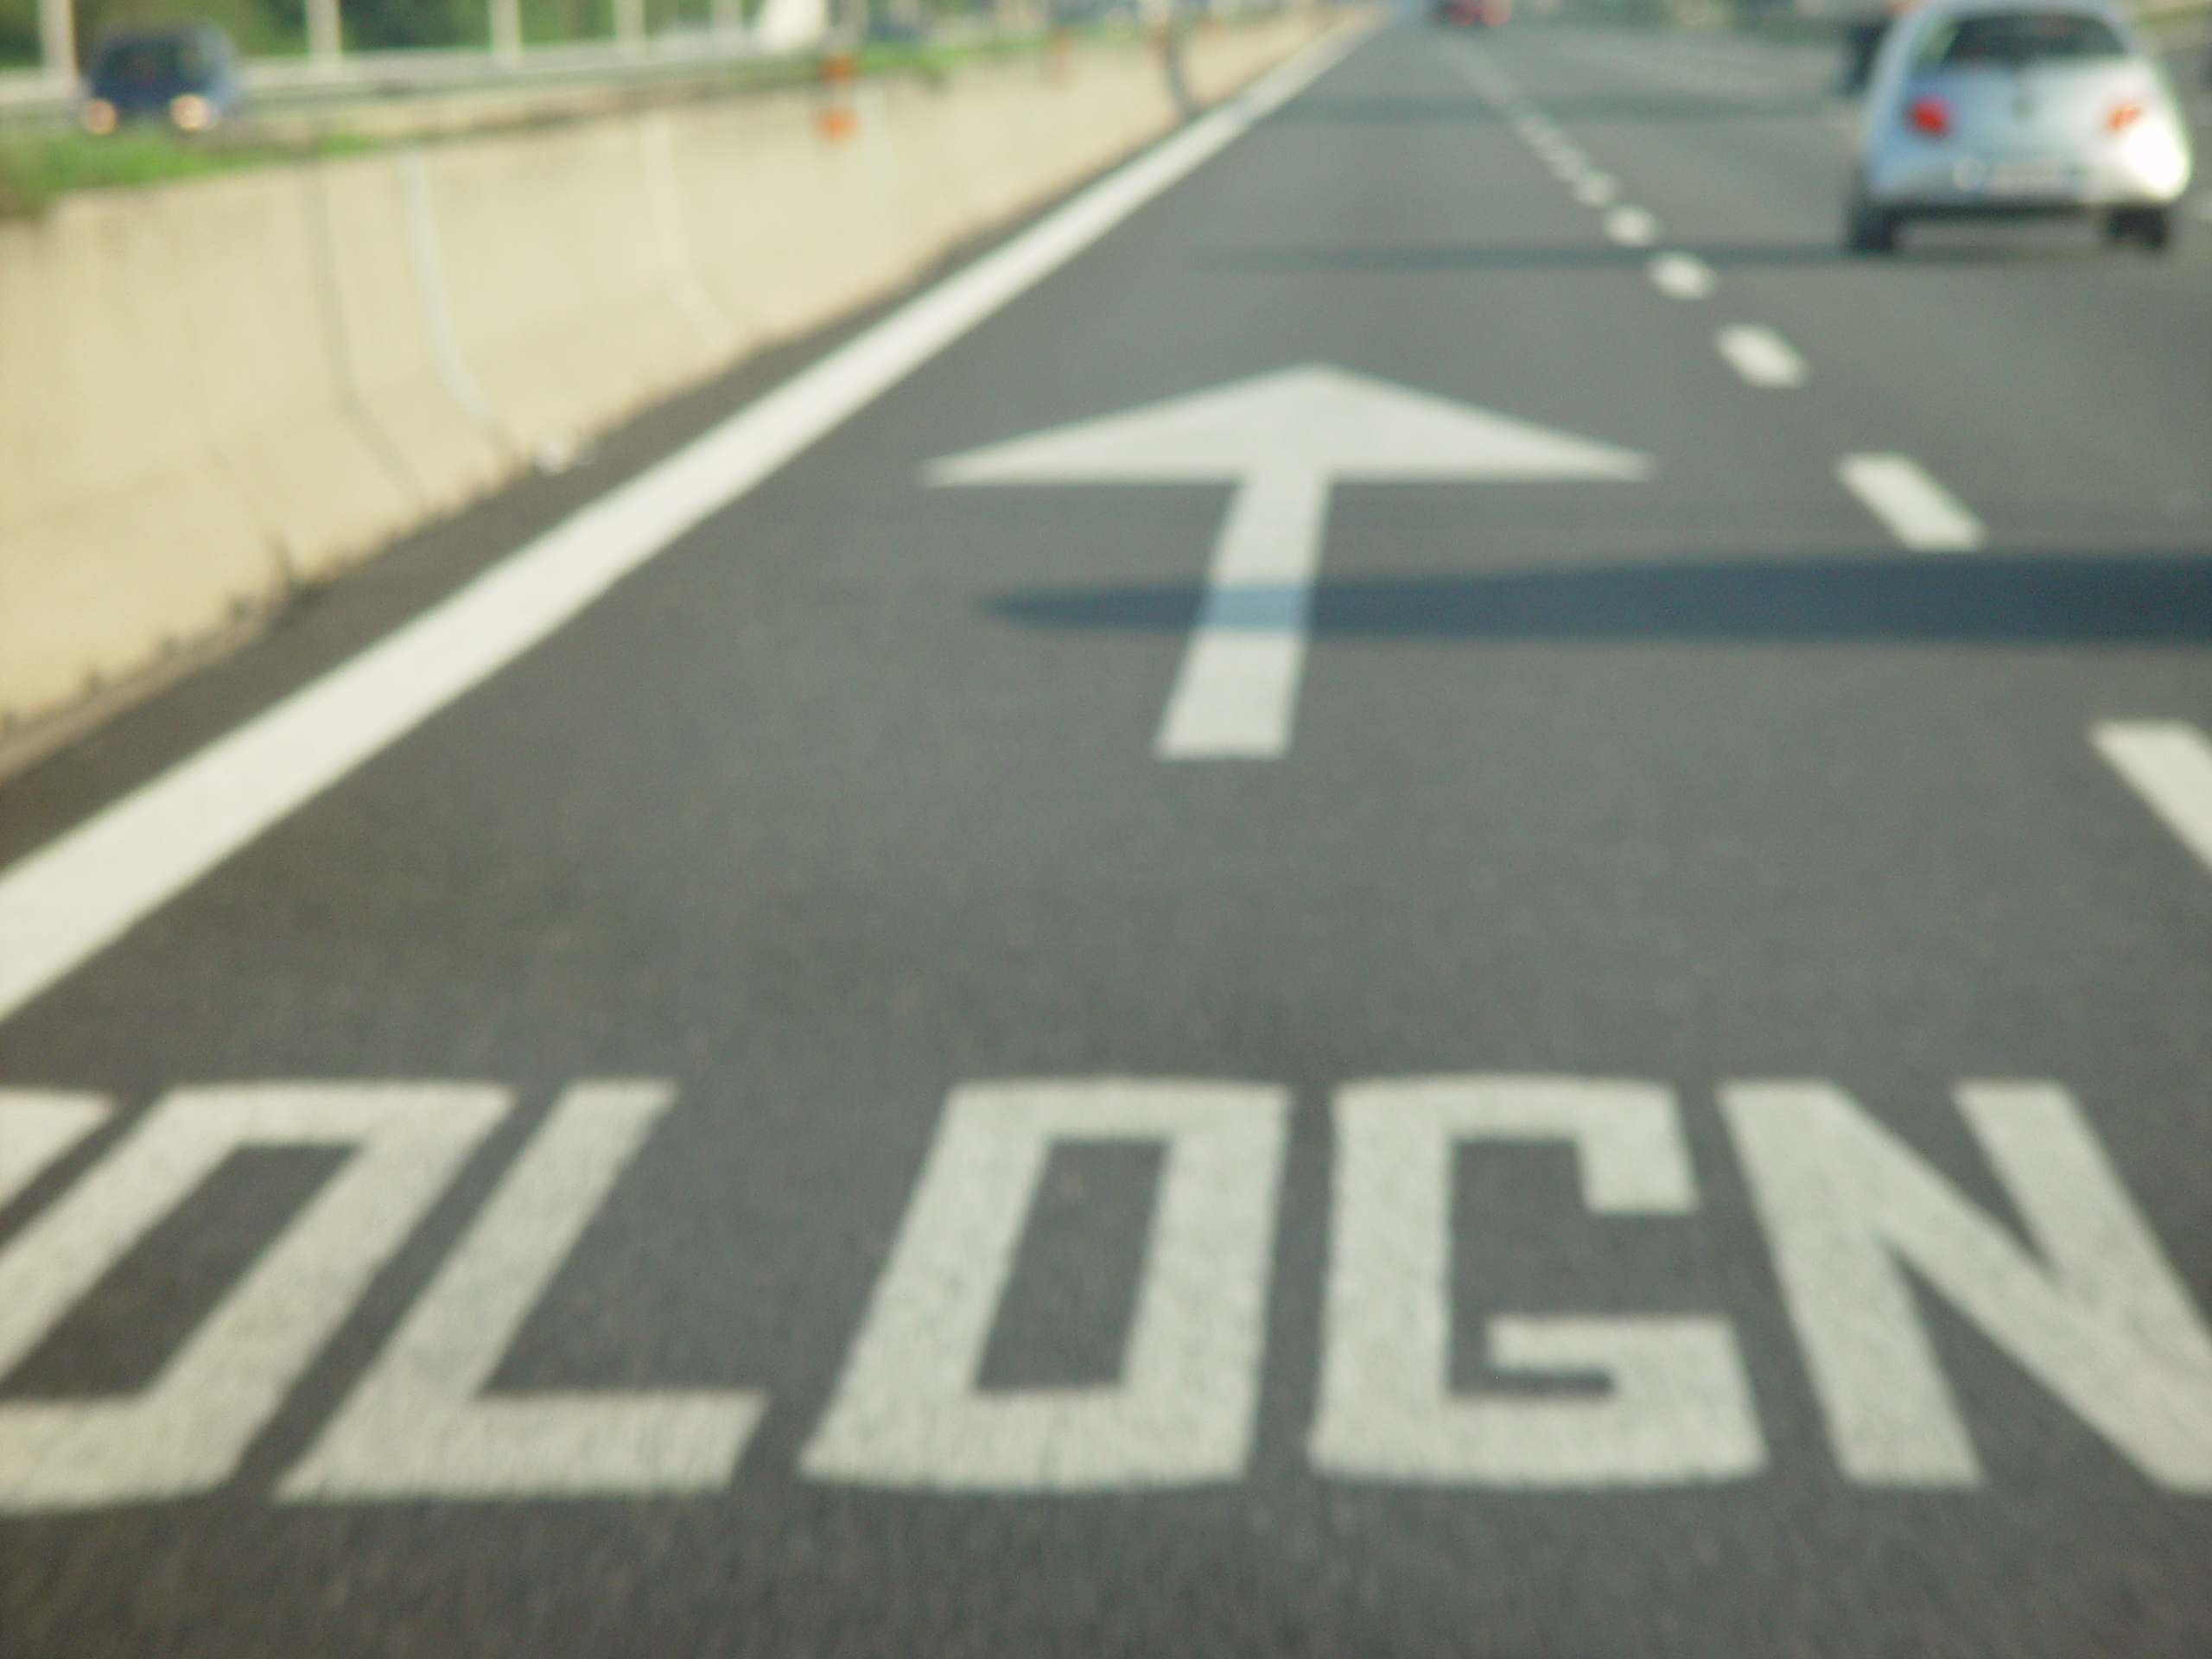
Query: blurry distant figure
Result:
<box><xmin>80</xmin><ymin>23</ymin><xmax>241</xmax><ymax>135</ymax></box>
<box><xmin>1434</xmin><ymin>0</ymin><xmax>1511</xmax><ymax>26</ymax></box>
<box><xmin>1157</xmin><ymin>19</ymin><xmax>1196</xmax><ymax>118</ymax></box>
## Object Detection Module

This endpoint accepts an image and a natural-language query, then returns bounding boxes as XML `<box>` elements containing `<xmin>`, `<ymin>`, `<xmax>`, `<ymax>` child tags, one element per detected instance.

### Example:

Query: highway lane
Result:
<box><xmin>3</xmin><ymin>17</ymin><xmax>2212</xmax><ymax>1657</ymax></box>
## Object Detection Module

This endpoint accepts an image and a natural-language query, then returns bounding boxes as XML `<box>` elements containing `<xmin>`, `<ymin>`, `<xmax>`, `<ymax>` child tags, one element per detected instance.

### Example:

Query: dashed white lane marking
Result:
<box><xmin>2094</xmin><ymin>721</ymin><xmax>2212</xmax><ymax>875</ymax></box>
<box><xmin>0</xmin><ymin>23</ymin><xmax>1367</xmax><ymax>1028</ymax></box>
<box><xmin>1605</xmin><ymin>206</ymin><xmax>1661</xmax><ymax>246</ymax></box>
<box><xmin>1715</xmin><ymin>325</ymin><xmax>1808</xmax><ymax>388</ymax></box>
<box><xmin>1575</xmin><ymin>174</ymin><xmax>1620</xmax><ymax>206</ymax></box>
<box><xmin>1837</xmin><ymin>454</ymin><xmax>1986</xmax><ymax>551</ymax></box>
<box><xmin>1648</xmin><ymin>251</ymin><xmax>1715</xmax><ymax>299</ymax></box>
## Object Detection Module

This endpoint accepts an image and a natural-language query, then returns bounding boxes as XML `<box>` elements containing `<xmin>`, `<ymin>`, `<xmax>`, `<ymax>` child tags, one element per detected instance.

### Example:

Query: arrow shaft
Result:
<box><xmin>1154</xmin><ymin>468</ymin><xmax>1330</xmax><ymax>761</ymax></box>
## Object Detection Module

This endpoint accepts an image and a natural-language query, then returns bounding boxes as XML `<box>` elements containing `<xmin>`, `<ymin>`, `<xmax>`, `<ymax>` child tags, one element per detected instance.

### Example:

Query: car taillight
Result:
<box><xmin>1906</xmin><ymin>95</ymin><xmax>1950</xmax><ymax>137</ymax></box>
<box><xmin>2107</xmin><ymin>101</ymin><xmax>2144</xmax><ymax>132</ymax></box>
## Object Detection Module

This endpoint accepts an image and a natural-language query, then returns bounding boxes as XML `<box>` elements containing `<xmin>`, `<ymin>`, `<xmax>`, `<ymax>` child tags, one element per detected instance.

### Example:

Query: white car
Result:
<box><xmin>1847</xmin><ymin>0</ymin><xmax>2194</xmax><ymax>251</ymax></box>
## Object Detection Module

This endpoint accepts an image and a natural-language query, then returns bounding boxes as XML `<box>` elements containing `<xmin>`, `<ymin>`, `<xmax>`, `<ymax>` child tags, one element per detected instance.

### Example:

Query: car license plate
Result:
<box><xmin>1986</xmin><ymin>161</ymin><xmax>2073</xmax><ymax>195</ymax></box>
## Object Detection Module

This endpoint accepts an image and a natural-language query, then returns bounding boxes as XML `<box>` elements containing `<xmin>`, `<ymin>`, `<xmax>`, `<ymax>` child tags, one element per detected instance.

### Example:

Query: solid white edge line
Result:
<box><xmin>1836</xmin><ymin>454</ymin><xmax>1985</xmax><ymax>552</ymax></box>
<box><xmin>0</xmin><ymin>18</ymin><xmax>1370</xmax><ymax>1029</ymax></box>
<box><xmin>2094</xmin><ymin>721</ymin><xmax>2212</xmax><ymax>876</ymax></box>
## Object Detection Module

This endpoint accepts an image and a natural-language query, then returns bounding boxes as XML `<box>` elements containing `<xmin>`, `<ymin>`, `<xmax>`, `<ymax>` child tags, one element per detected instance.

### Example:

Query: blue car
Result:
<box><xmin>81</xmin><ymin>24</ymin><xmax>242</xmax><ymax>135</ymax></box>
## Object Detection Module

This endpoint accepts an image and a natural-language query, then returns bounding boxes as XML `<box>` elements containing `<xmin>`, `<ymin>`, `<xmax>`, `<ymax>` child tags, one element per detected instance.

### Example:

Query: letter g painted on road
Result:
<box><xmin>1308</xmin><ymin>1076</ymin><xmax>1767</xmax><ymax>1487</ymax></box>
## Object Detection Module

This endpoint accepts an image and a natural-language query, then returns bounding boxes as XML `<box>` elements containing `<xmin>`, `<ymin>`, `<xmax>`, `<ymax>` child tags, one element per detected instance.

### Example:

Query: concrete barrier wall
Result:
<box><xmin>0</xmin><ymin>10</ymin><xmax>1332</xmax><ymax>747</ymax></box>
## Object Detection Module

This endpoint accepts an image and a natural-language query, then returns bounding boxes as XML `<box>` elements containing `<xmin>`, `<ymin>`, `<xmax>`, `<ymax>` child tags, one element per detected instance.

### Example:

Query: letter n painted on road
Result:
<box><xmin>1309</xmin><ymin>1076</ymin><xmax>1765</xmax><ymax>1486</ymax></box>
<box><xmin>279</xmin><ymin>1081</ymin><xmax>766</xmax><ymax>1502</ymax></box>
<box><xmin>799</xmin><ymin>1078</ymin><xmax>1288</xmax><ymax>1490</ymax></box>
<box><xmin>0</xmin><ymin>1083</ymin><xmax>504</xmax><ymax>1513</ymax></box>
<box><xmin>1724</xmin><ymin>1081</ymin><xmax>2212</xmax><ymax>1490</ymax></box>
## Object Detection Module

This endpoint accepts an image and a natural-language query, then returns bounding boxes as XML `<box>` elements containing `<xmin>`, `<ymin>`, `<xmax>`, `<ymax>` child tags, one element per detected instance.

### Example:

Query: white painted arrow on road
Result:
<box><xmin>929</xmin><ymin>365</ymin><xmax>1649</xmax><ymax>760</ymax></box>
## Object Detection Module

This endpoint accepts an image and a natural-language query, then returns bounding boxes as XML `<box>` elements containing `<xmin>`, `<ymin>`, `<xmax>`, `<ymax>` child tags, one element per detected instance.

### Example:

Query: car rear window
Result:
<box><xmin>94</xmin><ymin>34</ymin><xmax>213</xmax><ymax>86</ymax></box>
<box><xmin>1915</xmin><ymin>10</ymin><xmax>2127</xmax><ymax>67</ymax></box>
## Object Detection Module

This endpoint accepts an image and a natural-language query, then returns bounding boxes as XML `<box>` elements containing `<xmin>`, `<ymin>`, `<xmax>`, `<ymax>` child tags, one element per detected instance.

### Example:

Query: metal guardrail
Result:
<box><xmin>0</xmin><ymin>35</ymin><xmax>785</xmax><ymax>120</ymax></box>
<box><xmin>0</xmin><ymin>14</ymin><xmax>1035</xmax><ymax>124</ymax></box>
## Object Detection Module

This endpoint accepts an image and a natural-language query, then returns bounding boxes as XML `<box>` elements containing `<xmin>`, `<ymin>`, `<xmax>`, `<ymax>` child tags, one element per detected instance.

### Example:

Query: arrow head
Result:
<box><xmin>927</xmin><ymin>365</ymin><xmax>1649</xmax><ymax>486</ymax></box>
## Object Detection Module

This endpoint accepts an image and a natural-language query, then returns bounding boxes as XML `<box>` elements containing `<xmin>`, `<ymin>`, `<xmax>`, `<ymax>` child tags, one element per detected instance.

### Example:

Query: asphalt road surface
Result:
<box><xmin>5</xmin><ymin>16</ymin><xmax>2212</xmax><ymax>1657</ymax></box>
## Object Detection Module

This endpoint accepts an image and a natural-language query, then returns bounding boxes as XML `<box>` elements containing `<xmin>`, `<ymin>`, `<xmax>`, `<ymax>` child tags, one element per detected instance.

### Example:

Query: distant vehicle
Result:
<box><xmin>1846</xmin><ymin>0</ymin><xmax>2193</xmax><ymax>252</ymax></box>
<box><xmin>80</xmin><ymin>23</ymin><xmax>242</xmax><ymax>136</ymax></box>
<box><xmin>1433</xmin><ymin>0</ymin><xmax>1510</xmax><ymax>28</ymax></box>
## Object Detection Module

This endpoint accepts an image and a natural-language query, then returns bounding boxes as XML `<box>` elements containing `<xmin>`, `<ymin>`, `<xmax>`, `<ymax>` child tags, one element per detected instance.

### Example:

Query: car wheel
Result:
<box><xmin>2105</xmin><ymin>207</ymin><xmax>2174</xmax><ymax>252</ymax></box>
<box><xmin>1846</xmin><ymin>200</ymin><xmax>1899</xmax><ymax>254</ymax></box>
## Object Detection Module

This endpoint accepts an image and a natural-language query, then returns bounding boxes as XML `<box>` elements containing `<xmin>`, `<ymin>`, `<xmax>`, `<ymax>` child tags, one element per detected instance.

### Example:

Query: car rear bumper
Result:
<box><xmin>1864</xmin><ymin>143</ymin><xmax>2190</xmax><ymax>211</ymax></box>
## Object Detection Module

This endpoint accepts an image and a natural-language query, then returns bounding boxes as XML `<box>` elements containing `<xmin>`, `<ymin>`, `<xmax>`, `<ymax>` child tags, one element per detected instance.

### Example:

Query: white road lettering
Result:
<box><xmin>0</xmin><ymin>1090</ymin><xmax>110</xmax><ymax>1211</ymax></box>
<box><xmin>279</xmin><ymin>1081</ymin><xmax>764</xmax><ymax>1502</ymax></box>
<box><xmin>2094</xmin><ymin>721</ymin><xmax>2212</xmax><ymax>877</ymax></box>
<box><xmin>1725</xmin><ymin>1080</ymin><xmax>2212</xmax><ymax>1490</ymax></box>
<box><xmin>1715</xmin><ymin>325</ymin><xmax>1808</xmax><ymax>388</ymax></box>
<box><xmin>1838</xmin><ymin>454</ymin><xmax>1985</xmax><ymax>551</ymax></box>
<box><xmin>0</xmin><ymin>1083</ymin><xmax>503</xmax><ymax>1513</ymax></box>
<box><xmin>798</xmin><ymin>1078</ymin><xmax>1287</xmax><ymax>1490</ymax></box>
<box><xmin>1309</xmin><ymin>1077</ymin><xmax>1766</xmax><ymax>1486</ymax></box>
<box><xmin>1154</xmin><ymin>467</ymin><xmax>1329</xmax><ymax>759</ymax></box>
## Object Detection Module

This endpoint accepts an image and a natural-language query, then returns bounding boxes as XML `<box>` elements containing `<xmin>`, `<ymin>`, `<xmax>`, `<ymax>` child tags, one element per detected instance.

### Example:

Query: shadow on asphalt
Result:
<box><xmin>1197</xmin><ymin>240</ymin><xmax>1852</xmax><ymax>271</ymax></box>
<box><xmin>1268</xmin><ymin>93</ymin><xmax>1504</xmax><ymax>122</ymax></box>
<box><xmin>989</xmin><ymin>555</ymin><xmax>2212</xmax><ymax>645</ymax></box>
<box><xmin>1201</xmin><ymin>238</ymin><xmax>2129</xmax><ymax>271</ymax></box>
<box><xmin>1504</xmin><ymin>92</ymin><xmax>1840</xmax><ymax>121</ymax></box>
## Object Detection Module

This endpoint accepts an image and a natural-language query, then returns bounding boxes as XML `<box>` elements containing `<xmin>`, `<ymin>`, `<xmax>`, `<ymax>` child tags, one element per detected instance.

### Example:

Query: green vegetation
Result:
<box><xmin>0</xmin><ymin>125</ymin><xmax>368</xmax><ymax>217</ymax></box>
<box><xmin>3</xmin><ymin>0</ymin><xmax>299</xmax><ymax>64</ymax></box>
<box><xmin>0</xmin><ymin>15</ymin><xmax>1128</xmax><ymax>219</ymax></box>
<box><xmin>0</xmin><ymin>0</ymin><xmax>1022</xmax><ymax>66</ymax></box>
<box><xmin>0</xmin><ymin>0</ymin><xmax>731</xmax><ymax>65</ymax></box>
